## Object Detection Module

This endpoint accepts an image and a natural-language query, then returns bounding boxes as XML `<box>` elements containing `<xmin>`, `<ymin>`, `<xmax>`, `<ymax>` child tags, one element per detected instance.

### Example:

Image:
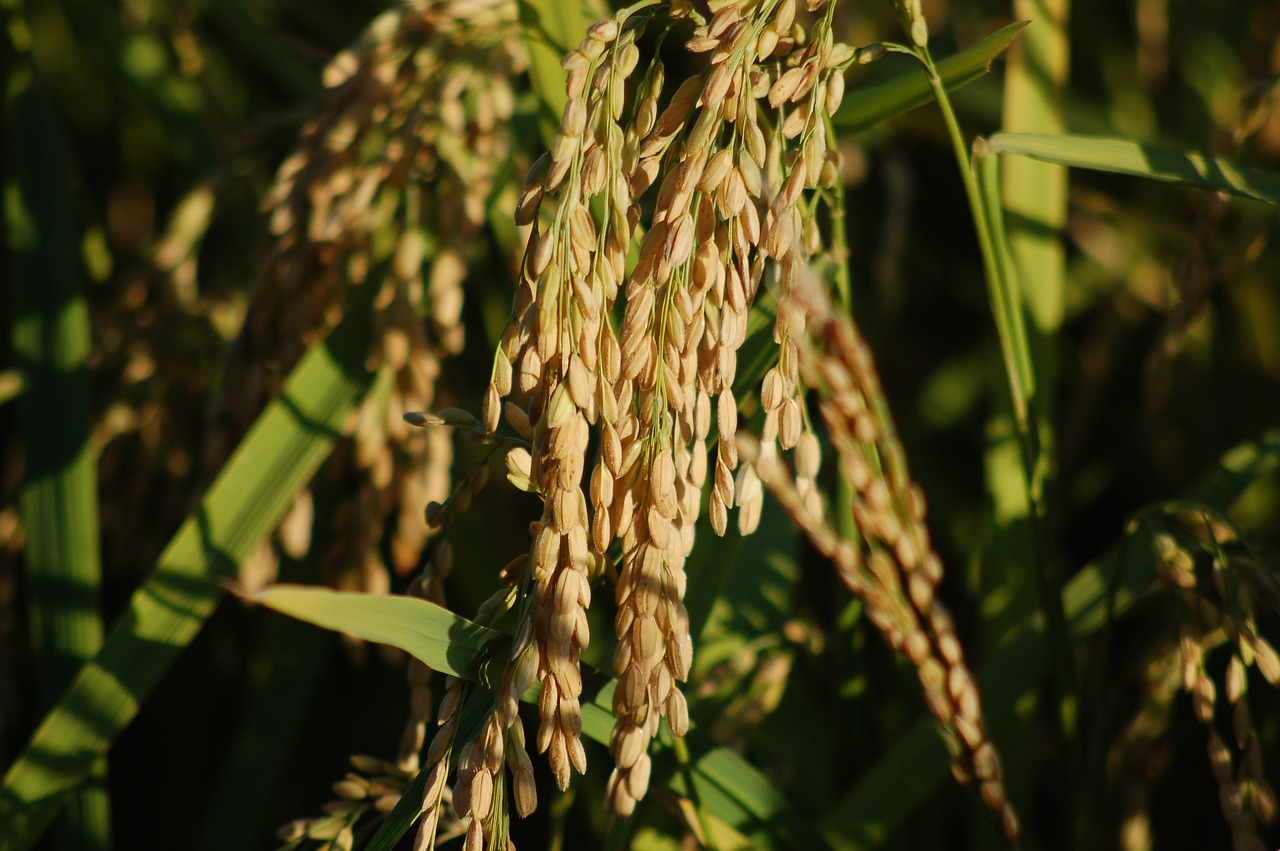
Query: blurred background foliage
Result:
<box><xmin>3</xmin><ymin>0</ymin><xmax>1280</xmax><ymax>849</ymax></box>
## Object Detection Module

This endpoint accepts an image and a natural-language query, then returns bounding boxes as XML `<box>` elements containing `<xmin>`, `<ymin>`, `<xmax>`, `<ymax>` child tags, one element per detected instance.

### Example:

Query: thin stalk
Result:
<box><xmin>911</xmin><ymin>36</ymin><xmax>1079</xmax><ymax>834</ymax></box>
<box><xmin>1078</xmin><ymin>520</ymin><xmax>1135</xmax><ymax>851</ymax></box>
<box><xmin>921</xmin><ymin>58</ymin><xmax>1031</xmax><ymax>424</ymax></box>
<box><xmin>547</xmin><ymin>786</ymin><xmax>575</xmax><ymax>851</ymax></box>
<box><xmin>823</xmin><ymin>117</ymin><xmax>858</xmax><ymax>546</ymax></box>
<box><xmin>671</xmin><ymin>733</ymin><xmax>718</xmax><ymax>850</ymax></box>
<box><xmin>10</xmin><ymin>84</ymin><xmax>110</xmax><ymax>851</ymax></box>
<box><xmin>826</xmin><ymin>130</ymin><xmax>853</xmax><ymax>312</ymax></box>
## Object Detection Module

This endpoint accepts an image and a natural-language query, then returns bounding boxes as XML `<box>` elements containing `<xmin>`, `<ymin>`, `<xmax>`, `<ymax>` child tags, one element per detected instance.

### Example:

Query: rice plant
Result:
<box><xmin>4</xmin><ymin>1</ymin><xmax>1280</xmax><ymax>850</ymax></box>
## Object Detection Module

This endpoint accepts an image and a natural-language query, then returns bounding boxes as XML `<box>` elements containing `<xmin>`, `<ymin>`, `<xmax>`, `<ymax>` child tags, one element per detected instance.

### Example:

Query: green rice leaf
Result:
<box><xmin>832</xmin><ymin>22</ymin><xmax>1027</xmax><ymax>136</ymax></box>
<box><xmin>660</xmin><ymin>737</ymin><xmax>826</xmax><ymax>849</ymax></box>
<box><xmin>9</xmin><ymin>83</ymin><xmax>111</xmax><ymax>851</ymax></box>
<box><xmin>0</xmin><ymin>307</ymin><xmax>376</xmax><ymax>851</ymax></box>
<box><xmin>517</xmin><ymin>0</ymin><xmax>591</xmax><ymax>145</ymax></box>
<box><xmin>249</xmin><ymin>585</ymin><xmax>508</xmax><ymax>682</ymax></box>
<box><xmin>974</xmin><ymin>0</ymin><xmax>1070</xmax><ymax>826</ymax></box>
<box><xmin>987</xmin><ymin>132</ymin><xmax>1280</xmax><ymax>205</ymax></box>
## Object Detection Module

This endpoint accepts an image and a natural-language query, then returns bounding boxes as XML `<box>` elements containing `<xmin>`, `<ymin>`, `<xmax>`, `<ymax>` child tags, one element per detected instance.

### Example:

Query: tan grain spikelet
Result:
<box><xmin>647</xmin><ymin>76</ymin><xmax>702</xmax><ymax>146</ymax></box>
<box><xmin>701</xmin><ymin>148</ymin><xmax>733</xmax><ymax>194</ymax></box>
<box><xmin>768</xmin><ymin>66</ymin><xmax>805</xmax><ymax>107</ymax></box>
<box><xmin>1254</xmin><ymin>638</ymin><xmax>1280</xmax><ymax>684</ymax></box>
<box><xmin>825</xmin><ymin>69</ymin><xmax>846</xmax><ymax>114</ymax></box>
<box><xmin>781</xmin><ymin>102</ymin><xmax>809</xmax><ymax>138</ymax></box>
<box><xmin>665</xmin><ymin>214</ymin><xmax>695</xmax><ymax>265</ymax></box>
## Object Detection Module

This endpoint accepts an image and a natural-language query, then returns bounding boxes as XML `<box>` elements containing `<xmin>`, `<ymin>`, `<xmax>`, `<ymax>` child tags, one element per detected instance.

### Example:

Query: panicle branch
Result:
<box><xmin>744</xmin><ymin>268</ymin><xmax>1019</xmax><ymax>843</ymax></box>
<box><xmin>222</xmin><ymin>0</ymin><xmax>527</xmax><ymax>601</ymax></box>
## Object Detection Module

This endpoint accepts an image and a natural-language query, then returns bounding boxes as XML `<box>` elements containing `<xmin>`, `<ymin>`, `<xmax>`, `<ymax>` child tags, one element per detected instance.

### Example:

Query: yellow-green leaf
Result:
<box><xmin>832</xmin><ymin>22</ymin><xmax>1027</xmax><ymax>136</ymax></box>
<box><xmin>987</xmin><ymin>132</ymin><xmax>1280</xmax><ymax>204</ymax></box>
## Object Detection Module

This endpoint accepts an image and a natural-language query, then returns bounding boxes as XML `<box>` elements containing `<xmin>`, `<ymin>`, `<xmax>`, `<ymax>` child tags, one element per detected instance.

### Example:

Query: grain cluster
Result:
<box><xmin>743</xmin><ymin>268</ymin><xmax>1019</xmax><ymax>843</ymax></box>
<box><xmin>472</xmin><ymin>0</ymin><xmax>861</xmax><ymax>839</ymax></box>
<box><xmin>1151</xmin><ymin>523</ymin><xmax>1280</xmax><ymax>851</ymax></box>
<box><xmin>289</xmin><ymin>0</ymin><xmax>1019</xmax><ymax>847</ymax></box>
<box><xmin>216</xmin><ymin>0</ymin><xmax>526</xmax><ymax>599</ymax></box>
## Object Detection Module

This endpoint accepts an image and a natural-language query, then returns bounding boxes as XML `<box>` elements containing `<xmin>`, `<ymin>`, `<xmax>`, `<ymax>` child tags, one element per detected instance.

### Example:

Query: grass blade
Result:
<box><xmin>586</xmin><ymin>677</ymin><xmax>826</xmax><ymax>850</ymax></box>
<box><xmin>250</xmin><ymin>586</ymin><xmax>827</xmax><ymax>850</ymax></box>
<box><xmin>987</xmin><ymin>132</ymin><xmax>1280</xmax><ymax>204</ymax></box>
<box><xmin>517</xmin><ymin>0</ymin><xmax>591</xmax><ymax>145</ymax></box>
<box><xmin>1000</xmin><ymin>3</ymin><xmax>1070</xmax><ymax>358</ymax></box>
<box><xmin>819</xmin><ymin>429</ymin><xmax>1280</xmax><ymax>848</ymax></box>
<box><xmin>831</xmin><ymin>22</ymin><xmax>1027</xmax><ymax>136</ymax></box>
<box><xmin>0</xmin><ymin>306</ymin><xmax>376</xmax><ymax>851</ymax></box>
<box><xmin>657</xmin><ymin>736</ymin><xmax>825</xmax><ymax>849</ymax></box>
<box><xmin>249</xmin><ymin>585</ymin><xmax>508</xmax><ymax>681</ymax></box>
<box><xmin>972</xmin><ymin>0</ymin><xmax>1070</xmax><ymax>837</ymax></box>
<box><xmin>9</xmin><ymin>84</ymin><xmax>110</xmax><ymax>851</ymax></box>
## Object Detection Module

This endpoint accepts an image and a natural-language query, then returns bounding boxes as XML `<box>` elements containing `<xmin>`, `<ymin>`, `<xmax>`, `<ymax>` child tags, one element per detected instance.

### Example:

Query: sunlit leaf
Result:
<box><xmin>832</xmin><ymin>22</ymin><xmax>1027</xmax><ymax>135</ymax></box>
<box><xmin>250</xmin><ymin>585</ymin><xmax>507</xmax><ymax>682</ymax></box>
<box><xmin>987</xmin><ymin>132</ymin><xmax>1280</xmax><ymax>205</ymax></box>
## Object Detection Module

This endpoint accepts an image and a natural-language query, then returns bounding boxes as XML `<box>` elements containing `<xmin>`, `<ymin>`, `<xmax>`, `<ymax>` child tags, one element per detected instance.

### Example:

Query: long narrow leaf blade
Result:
<box><xmin>987</xmin><ymin>132</ymin><xmax>1280</xmax><ymax>204</ymax></box>
<box><xmin>975</xmin><ymin>0</ymin><xmax>1071</xmax><ymax>828</ymax></box>
<box><xmin>9</xmin><ymin>84</ymin><xmax>111</xmax><ymax>851</ymax></box>
<box><xmin>832</xmin><ymin>22</ymin><xmax>1027</xmax><ymax>136</ymax></box>
<box><xmin>0</xmin><ymin>310</ymin><xmax>375</xmax><ymax>851</ymax></box>
<box><xmin>250</xmin><ymin>586</ymin><xmax>507</xmax><ymax>681</ymax></box>
<box><xmin>581</xmin><ymin>680</ymin><xmax>828</xmax><ymax>850</ymax></box>
<box><xmin>517</xmin><ymin>0</ymin><xmax>590</xmax><ymax>145</ymax></box>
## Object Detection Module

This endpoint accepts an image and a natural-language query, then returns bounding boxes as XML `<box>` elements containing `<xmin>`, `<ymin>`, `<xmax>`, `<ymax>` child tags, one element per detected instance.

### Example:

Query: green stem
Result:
<box><xmin>912</xmin><ymin>38</ymin><xmax>1079</xmax><ymax>837</ymax></box>
<box><xmin>1078</xmin><ymin>519</ymin><xmax>1135</xmax><ymax>851</ymax></box>
<box><xmin>547</xmin><ymin>784</ymin><xmax>575</xmax><ymax>851</ymax></box>
<box><xmin>671</xmin><ymin>734</ymin><xmax>718</xmax><ymax>850</ymax></box>
<box><xmin>823</xmin><ymin>116</ymin><xmax>859</xmax><ymax>547</ymax></box>
<box><xmin>825</xmin><ymin>119</ymin><xmax>853</xmax><ymax>314</ymax></box>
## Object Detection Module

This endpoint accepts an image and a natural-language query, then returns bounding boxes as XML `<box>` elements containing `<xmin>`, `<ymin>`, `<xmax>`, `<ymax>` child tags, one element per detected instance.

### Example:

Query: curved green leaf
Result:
<box><xmin>832</xmin><ymin>22</ymin><xmax>1028</xmax><ymax>136</ymax></box>
<box><xmin>249</xmin><ymin>585</ymin><xmax>507</xmax><ymax>682</ymax></box>
<box><xmin>987</xmin><ymin>132</ymin><xmax>1280</xmax><ymax>205</ymax></box>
